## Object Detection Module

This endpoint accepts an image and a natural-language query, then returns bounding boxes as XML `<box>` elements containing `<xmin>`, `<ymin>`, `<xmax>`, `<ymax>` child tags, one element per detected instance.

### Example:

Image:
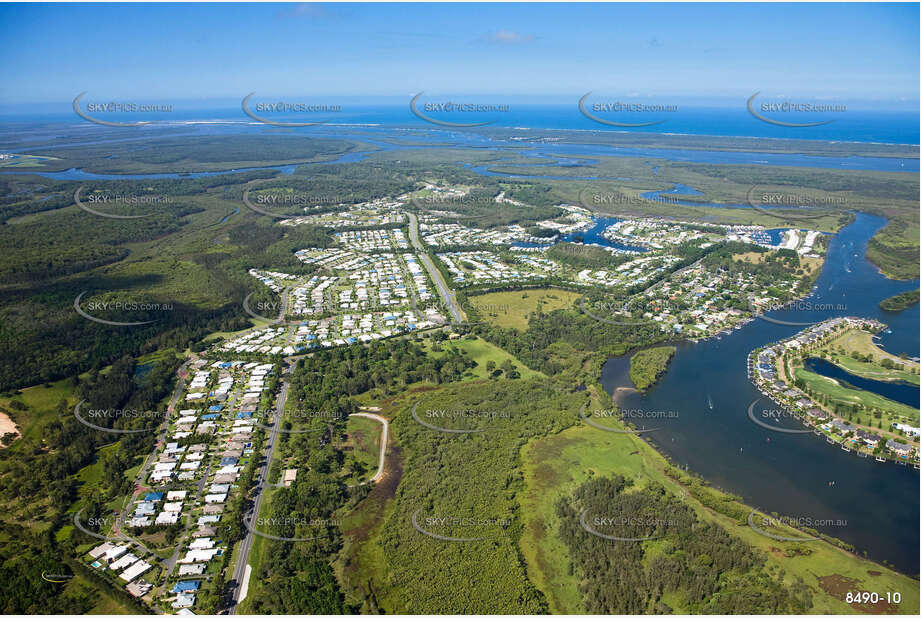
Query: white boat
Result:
<box><xmin>875</xmin><ymin>457</ymin><xmax>886</xmax><ymax>462</ymax></box>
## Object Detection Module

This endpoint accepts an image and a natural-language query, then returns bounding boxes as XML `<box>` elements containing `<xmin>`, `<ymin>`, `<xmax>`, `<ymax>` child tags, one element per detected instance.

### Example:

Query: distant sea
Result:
<box><xmin>1</xmin><ymin>104</ymin><xmax>918</xmax><ymax>145</ymax></box>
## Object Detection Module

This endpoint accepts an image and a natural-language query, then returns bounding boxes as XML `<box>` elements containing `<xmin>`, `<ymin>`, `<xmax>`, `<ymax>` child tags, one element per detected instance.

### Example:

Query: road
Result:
<box><xmin>228</xmin><ymin>366</ymin><xmax>291</xmax><ymax>613</ymax></box>
<box><xmin>407</xmin><ymin>212</ymin><xmax>464</xmax><ymax>323</ymax></box>
<box><xmin>349</xmin><ymin>412</ymin><xmax>389</xmax><ymax>485</ymax></box>
<box><xmin>114</xmin><ymin>355</ymin><xmax>195</xmax><ymax>535</ymax></box>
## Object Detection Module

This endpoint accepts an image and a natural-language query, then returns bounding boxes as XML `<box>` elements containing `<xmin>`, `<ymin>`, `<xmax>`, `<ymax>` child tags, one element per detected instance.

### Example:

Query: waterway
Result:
<box><xmin>600</xmin><ymin>212</ymin><xmax>920</xmax><ymax>573</ymax></box>
<box><xmin>803</xmin><ymin>357</ymin><xmax>919</xmax><ymax>409</ymax></box>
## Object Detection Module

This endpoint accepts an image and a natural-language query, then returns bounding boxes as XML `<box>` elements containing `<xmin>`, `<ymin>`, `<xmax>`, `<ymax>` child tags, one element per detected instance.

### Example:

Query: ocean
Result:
<box><xmin>1</xmin><ymin>103</ymin><xmax>918</xmax><ymax>145</ymax></box>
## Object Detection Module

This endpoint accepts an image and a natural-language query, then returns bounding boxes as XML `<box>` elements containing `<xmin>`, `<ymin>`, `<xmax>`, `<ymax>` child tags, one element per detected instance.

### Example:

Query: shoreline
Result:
<box><xmin>747</xmin><ymin>317</ymin><xmax>919</xmax><ymax>468</ymax></box>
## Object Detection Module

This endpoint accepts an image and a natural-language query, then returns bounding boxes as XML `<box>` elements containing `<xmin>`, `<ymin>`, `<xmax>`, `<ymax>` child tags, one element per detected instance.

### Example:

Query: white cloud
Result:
<box><xmin>478</xmin><ymin>30</ymin><xmax>536</xmax><ymax>45</ymax></box>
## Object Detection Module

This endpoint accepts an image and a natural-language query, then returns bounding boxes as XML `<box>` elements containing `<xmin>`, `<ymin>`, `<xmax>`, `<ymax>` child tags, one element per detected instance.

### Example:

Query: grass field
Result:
<box><xmin>0</xmin><ymin>377</ymin><xmax>75</xmax><ymax>448</ymax></box>
<box><xmin>422</xmin><ymin>335</ymin><xmax>544</xmax><ymax>380</ymax></box>
<box><xmin>793</xmin><ymin>367</ymin><xmax>919</xmax><ymax>426</ymax></box>
<box><xmin>518</xmin><ymin>397</ymin><xmax>920</xmax><ymax>614</ymax></box>
<box><xmin>822</xmin><ymin>329</ymin><xmax>920</xmax><ymax>378</ymax></box>
<box><xmin>0</xmin><ymin>154</ymin><xmax>58</xmax><ymax>168</ymax></box>
<box><xmin>343</xmin><ymin>414</ymin><xmax>383</xmax><ymax>484</ymax></box>
<box><xmin>467</xmin><ymin>288</ymin><xmax>584</xmax><ymax>331</ymax></box>
<box><xmin>735</xmin><ymin>252</ymin><xmax>825</xmax><ymax>277</ymax></box>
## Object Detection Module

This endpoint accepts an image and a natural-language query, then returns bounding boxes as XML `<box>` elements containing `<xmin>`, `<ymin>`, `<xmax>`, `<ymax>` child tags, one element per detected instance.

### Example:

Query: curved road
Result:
<box><xmin>349</xmin><ymin>412</ymin><xmax>389</xmax><ymax>485</ymax></box>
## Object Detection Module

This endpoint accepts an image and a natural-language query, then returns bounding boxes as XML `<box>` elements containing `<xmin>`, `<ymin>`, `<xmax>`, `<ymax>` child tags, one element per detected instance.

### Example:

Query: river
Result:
<box><xmin>600</xmin><ymin>212</ymin><xmax>919</xmax><ymax>573</ymax></box>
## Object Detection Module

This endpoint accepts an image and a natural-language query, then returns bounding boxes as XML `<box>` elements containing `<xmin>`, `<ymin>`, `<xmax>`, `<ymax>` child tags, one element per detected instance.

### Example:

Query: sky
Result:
<box><xmin>0</xmin><ymin>2</ymin><xmax>918</xmax><ymax>107</ymax></box>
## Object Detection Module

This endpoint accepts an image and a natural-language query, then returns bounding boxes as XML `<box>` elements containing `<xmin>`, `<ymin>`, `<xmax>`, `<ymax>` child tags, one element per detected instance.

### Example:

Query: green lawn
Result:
<box><xmin>423</xmin><ymin>335</ymin><xmax>544</xmax><ymax>380</ymax></box>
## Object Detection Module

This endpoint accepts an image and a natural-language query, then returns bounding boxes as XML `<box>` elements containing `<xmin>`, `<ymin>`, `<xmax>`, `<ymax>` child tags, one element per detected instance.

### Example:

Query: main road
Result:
<box><xmin>228</xmin><ymin>364</ymin><xmax>292</xmax><ymax>613</ymax></box>
<box><xmin>407</xmin><ymin>212</ymin><xmax>464</xmax><ymax>324</ymax></box>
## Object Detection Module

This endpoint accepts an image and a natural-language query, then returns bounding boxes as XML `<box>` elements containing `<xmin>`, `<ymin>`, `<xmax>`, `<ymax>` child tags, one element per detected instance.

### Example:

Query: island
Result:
<box><xmin>879</xmin><ymin>289</ymin><xmax>920</xmax><ymax>312</ymax></box>
<box><xmin>629</xmin><ymin>346</ymin><xmax>677</xmax><ymax>391</ymax></box>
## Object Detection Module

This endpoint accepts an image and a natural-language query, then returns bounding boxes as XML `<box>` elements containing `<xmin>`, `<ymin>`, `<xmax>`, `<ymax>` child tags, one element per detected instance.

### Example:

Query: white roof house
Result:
<box><xmin>88</xmin><ymin>542</ymin><xmax>115</xmax><ymax>559</ymax></box>
<box><xmin>104</xmin><ymin>544</ymin><xmax>129</xmax><ymax>562</ymax></box>
<box><xmin>177</xmin><ymin>563</ymin><xmax>207</xmax><ymax>576</ymax></box>
<box><xmin>172</xmin><ymin>592</ymin><xmax>196</xmax><ymax>609</ymax></box>
<box><xmin>109</xmin><ymin>553</ymin><xmax>138</xmax><ymax>572</ymax></box>
<box><xmin>156</xmin><ymin>511</ymin><xmax>179</xmax><ymax>526</ymax></box>
<box><xmin>178</xmin><ymin>548</ymin><xmax>220</xmax><ymax>563</ymax></box>
<box><xmin>119</xmin><ymin>560</ymin><xmax>152</xmax><ymax>582</ymax></box>
<box><xmin>188</xmin><ymin>537</ymin><xmax>215</xmax><ymax>550</ymax></box>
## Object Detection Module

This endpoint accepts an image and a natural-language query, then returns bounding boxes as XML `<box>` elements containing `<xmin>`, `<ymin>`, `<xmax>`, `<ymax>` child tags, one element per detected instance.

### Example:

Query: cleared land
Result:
<box><xmin>343</xmin><ymin>414</ymin><xmax>384</xmax><ymax>485</ymax></box>
<box><xmin>467</xmin><ymin>288</ymin><xmax>583</xmax><ymax>331</ymax></box>
<box><xmin>422</xmin><ymin>335</ymin><xmax>544</xmax><ymax>380</ymax></box>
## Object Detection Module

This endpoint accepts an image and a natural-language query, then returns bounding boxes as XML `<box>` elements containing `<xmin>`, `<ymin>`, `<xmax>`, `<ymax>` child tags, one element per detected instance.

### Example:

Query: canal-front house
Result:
<box><xmin>856</xmin><ymin>430</ymin><xmax>880</xmax><ymax>449</ymax></box>
<box><xmin>806</xmin><ymin>408</ymin><xmax>829</xmax><ymax>421</ymax></box>
<box><xmin>886</xmin><ymin>439</ymin><xmax>913</xmax><ymax>458</ymax></box>
<box><xmin>825</xmin><ymin>418</ymin><xmax>852</xmax><ymax>435</ymax></box>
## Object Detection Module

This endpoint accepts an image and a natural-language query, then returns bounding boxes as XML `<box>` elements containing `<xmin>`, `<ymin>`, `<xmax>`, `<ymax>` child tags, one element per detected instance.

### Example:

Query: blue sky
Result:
<box><xmin>1</xmin><ymin>2</ymin><xmax>918</xmax><ymax>106</ymax></box>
